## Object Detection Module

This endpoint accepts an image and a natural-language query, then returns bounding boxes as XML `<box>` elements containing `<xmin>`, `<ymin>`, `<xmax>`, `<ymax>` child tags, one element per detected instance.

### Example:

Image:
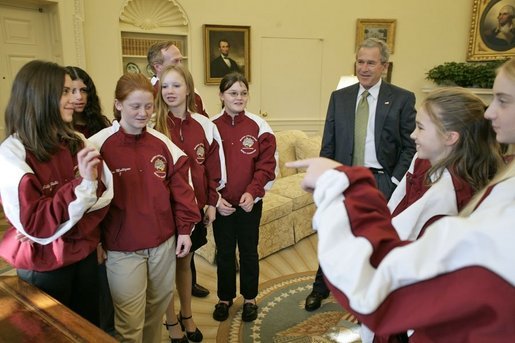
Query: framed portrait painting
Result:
<box><xmin>203</xmin><ymin>24</ymin><xmax>250</xmax><ymax>85</ymax></box>
<box><xmin>468</xmin><ymin>0</ymin><xmax>515</xmax><ymax>61</ymax></box>
<box><xmin>355</xmin><ymin>19</ymin><xmax>396</xmax><ymax>53</ymax></box>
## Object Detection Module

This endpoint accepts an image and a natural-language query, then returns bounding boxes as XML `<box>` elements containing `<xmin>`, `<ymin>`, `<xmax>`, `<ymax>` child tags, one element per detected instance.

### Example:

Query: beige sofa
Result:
<box><xmin>197</xmin><ymin>130</ymin><xmax>322</xmax><ymax>263</ymax></box>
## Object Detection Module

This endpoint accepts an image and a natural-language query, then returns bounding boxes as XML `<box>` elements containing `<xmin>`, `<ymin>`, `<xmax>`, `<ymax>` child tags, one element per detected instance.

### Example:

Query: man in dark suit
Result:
<box><xmin>210</xmin><ymin>39</ymin><xmax>241</xmax><ymax>78</ymax></box>
<box><xmin>304</xmin><ymin>37</ymin><xmax>416</xmax><ymax>312</ymax></box>
<box><xmin>147</xmin><ymin>41</ymin><xmax>209</xmax><ymax>118</ymax></box>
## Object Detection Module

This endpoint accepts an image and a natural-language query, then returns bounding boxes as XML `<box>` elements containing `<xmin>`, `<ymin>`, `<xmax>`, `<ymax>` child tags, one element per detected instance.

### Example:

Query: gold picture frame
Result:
<box><xmin>203</xmin><ymin>24</ymin><xmax>251</xmax><ymax>85</ymax></box>
<box><xmin>355</xmin><ymin>19</ymin><xmax>396</xmax><ymax>53</ymax></box>
<box><xmin>467</xmin><ymin>0</ymin><xmax>515</xmax><ymax>61</ymax></box>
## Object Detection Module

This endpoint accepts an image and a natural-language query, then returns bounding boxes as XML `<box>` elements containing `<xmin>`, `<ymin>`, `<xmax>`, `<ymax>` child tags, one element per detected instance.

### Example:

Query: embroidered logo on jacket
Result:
<box><xmin>113</xmin><ymin>167</ymin><xmax>131</xmax><ymax>176</ymax></box>
<box><xmin>194</xmin><ymin>143</ymin><xmax>206</xmax><ymax>164</ymax></box>
<box><xmin>42</xmin><ymin>181</ymin><xmax>59</xmax><ymax>194</ymax></box>
<box><xmin>151</xmin><ymin>155</ymin><xmax>167</xmax><ymax>178</ymax></box>
<box><xmin>240</xmin><ymin>135</ymin><xmax>257</xmax><ymax>155</ymax></box>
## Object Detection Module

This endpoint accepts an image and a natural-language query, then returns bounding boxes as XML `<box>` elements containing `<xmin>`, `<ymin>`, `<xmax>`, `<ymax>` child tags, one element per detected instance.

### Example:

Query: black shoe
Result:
<box><xmin>163</xmin><ymin>322</ymin><xmax>188</xmax><ymax>343</ymax></box>
<box><xmin>178</xmin><ymin>312</ymin><xmax>203</xmax><ymax>342</ymax></box>
<box><xmin>304</xmin><ymin>290</ymin><xmax>329</xmax><ymax>312</ymax></box>
<box><xmin>241</xmin><ymin>302</ymin><xmax>258</xmax><ymax>322</ymax></box>
<box><xmin>192</xmin><ymin>283</ymin><xmax>210</xmax><ymax>298</ymax></box>
<box><xmin>213</xmin><ymin>300</ymin><xmax>233</xmax><ymax>321</ymax></box>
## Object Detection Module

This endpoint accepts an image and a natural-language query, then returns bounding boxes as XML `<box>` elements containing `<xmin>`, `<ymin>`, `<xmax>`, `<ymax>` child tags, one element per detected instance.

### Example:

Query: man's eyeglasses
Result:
<box><xmin>225</xmin><ymin>91</ymin><xmax>249</xmax><ymax>98</ymax></box>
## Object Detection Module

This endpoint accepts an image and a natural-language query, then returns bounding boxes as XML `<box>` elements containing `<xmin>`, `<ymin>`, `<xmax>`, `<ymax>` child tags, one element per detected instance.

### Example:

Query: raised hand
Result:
<box><xmin>77</xmin><ymin>146</ymin><xmax>101</xmax><ymax>181</ymax></box>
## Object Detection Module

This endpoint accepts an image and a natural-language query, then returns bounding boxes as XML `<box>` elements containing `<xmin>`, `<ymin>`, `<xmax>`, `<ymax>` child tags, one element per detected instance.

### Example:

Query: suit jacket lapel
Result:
<box><xmin>375</xmin><ymin>82</ymin><xmax>392</xmax><ymax>148</ymax></box>
<box><xmin>344</xmin><ymin>84</ymin><xmax>360</xmax><ymax>143</ymax></box>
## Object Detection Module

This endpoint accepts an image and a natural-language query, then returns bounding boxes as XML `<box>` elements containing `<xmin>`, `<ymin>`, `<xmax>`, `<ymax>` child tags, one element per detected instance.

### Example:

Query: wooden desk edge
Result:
<box><xmin>0</xmin><ymin>275</ymin><xmax>116</xmax><ymax>342</ymax></box>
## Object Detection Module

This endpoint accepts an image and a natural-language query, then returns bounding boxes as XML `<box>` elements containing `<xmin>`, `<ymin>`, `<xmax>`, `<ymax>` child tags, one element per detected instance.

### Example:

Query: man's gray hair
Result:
<box><xmin>357</xmin><ymin>38</ymin><xmax>390</xmax><ymax>63</ymax></box>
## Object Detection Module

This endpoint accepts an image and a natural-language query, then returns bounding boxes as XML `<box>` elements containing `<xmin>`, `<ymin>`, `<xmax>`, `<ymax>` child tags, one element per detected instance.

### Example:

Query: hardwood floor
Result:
<box><xmin>173</xmin><ymin>234</ymin><xmax>319</xmax><ymax>343</ymax></box>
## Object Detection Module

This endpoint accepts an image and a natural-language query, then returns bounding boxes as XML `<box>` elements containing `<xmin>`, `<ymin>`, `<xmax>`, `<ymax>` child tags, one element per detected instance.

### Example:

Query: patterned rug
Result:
<box><xmin>217</xmin><ymin>271</ymin><xmax>361</xmax><ymax>343</ymax></box>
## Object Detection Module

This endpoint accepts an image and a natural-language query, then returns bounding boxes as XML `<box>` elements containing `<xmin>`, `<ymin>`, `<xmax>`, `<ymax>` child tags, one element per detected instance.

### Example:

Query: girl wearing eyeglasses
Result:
<box><xmin>211</xmin><ymin>72</ymin><xmax>278</xmax><ymax>323</ymax></box>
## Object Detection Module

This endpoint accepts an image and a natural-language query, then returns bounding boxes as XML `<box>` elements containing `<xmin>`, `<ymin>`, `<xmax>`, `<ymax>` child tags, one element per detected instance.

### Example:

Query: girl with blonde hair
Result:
<box><xmin>154</xmin><ymin>64</ymin><xmax>225</xmax><ymax>342</ymax></box>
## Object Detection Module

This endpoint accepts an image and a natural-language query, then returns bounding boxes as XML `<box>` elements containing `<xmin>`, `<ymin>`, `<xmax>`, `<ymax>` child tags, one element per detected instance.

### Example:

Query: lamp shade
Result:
<box><xmin>336</xmin><ymin>75</ymin><xmax>359</xmax><ymax>90</ymax></box>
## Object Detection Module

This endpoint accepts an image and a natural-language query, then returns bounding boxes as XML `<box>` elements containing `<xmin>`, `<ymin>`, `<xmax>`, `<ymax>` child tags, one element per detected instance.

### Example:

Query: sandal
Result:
<box><xmin>178</xmin><ymin>312</ymin><xmax>203</xmax><ymax>342</ymax></box>
<box><xmin>162</xmin><ymin>321</ymin><xmax>188</xmax><ymax>343</ymax></box>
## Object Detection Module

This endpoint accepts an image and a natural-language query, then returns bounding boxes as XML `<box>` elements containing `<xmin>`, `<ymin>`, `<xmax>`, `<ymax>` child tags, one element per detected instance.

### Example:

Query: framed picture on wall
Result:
<box><xmin>203</xmin><ymin>24</ymin><xmax>251</xmax><ymax>85</ymax></box>
<box><xmin>355</xmin><ymin>19</ymin><xmax>396</xmax><ymax>53</ymax></box>
<box><xmin>467</xmin><ymin>0</ymin><xmax>515</xmax><ymax>61</ymax></box>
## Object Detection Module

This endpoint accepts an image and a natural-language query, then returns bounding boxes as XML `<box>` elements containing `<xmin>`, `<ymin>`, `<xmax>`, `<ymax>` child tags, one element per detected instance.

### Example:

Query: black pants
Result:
<box><xmin>17</xmin><ymin>251</ymin><xmax>99</xmax><ymax>326</ymax></box>
<box><xmin>191</xmin><ymin>254</ymin><xmax>198</xmax><ymax>285</ymax></box>
<box><xmin>372</xmin><ymin>170</ymin><xmax>396</xmax><ymax>200</ymax></box>
<box><xmin>191</xmin><ymin>208</ymin><xmax>208</xmax><ymax>286</ymax></box>
<box><xmin>312</xmin><ymin>265</ymin><xmax>330</xmax><ymax>296</ymax></box>
<box><xmin>98</xmin><ymin>262</ymin><xmax>115</xmax><ymax>334</ymax></box>
<box><xmin>213</xmin><ymin>201</ymin><xmax>262</xmax><ymax>301</ymax></box>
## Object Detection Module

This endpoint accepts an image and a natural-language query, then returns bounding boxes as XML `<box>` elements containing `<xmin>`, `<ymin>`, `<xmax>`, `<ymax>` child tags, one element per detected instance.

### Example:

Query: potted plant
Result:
<box><xmin>426</xmin><ymin>60</ymin><xmax>507</xmax><ymax>89</ymax></box>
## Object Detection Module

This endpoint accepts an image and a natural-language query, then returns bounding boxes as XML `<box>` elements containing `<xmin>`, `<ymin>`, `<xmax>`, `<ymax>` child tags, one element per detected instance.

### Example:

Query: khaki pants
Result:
<box><xmin>106</xmin><ymin>236</ymin><xmax>176</xmax><ymax>343</ymax></box>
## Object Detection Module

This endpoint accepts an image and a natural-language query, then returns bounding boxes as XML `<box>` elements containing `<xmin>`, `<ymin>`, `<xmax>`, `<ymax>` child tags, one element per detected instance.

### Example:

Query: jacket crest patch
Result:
<box><xmin>151</xmin><ymin>155</ymin><xmax>167</xmax><ymax>178</ymax></box>
<box><xmin>240</xmin><ymin>135</ymin><xmax>257</xmax><ymax>155</ymax></box>
<box><xmin>194</xmin><ymin>143</ymin><xmax>206</xmax><ymax>164</ymax></box>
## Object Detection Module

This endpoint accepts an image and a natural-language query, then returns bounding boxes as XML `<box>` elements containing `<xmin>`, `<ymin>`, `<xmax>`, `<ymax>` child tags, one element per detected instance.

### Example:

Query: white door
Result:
<box><xmin>0</xmin><ymin>2</ymin><xmax>57</xmax><ymax>140</ymax></box>
<box><xmin>259</xmin><ymin>37</ymin><xmax>323</xmax><ymax>134</ymax></box>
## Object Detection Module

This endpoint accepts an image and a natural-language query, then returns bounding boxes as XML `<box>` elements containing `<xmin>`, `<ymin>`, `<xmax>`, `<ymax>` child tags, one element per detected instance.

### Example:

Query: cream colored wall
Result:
<box><xmin>76</xmin><ymin>0</ymin><xmax>472</xmax><ymax>122</ymax></box>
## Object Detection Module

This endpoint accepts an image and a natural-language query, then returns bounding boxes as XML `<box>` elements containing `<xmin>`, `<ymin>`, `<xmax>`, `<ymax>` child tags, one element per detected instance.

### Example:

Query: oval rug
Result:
<box><xmin>217</xmin><ymin>271</ymin><xmax>361</xmax><ymax>343</ymax></box>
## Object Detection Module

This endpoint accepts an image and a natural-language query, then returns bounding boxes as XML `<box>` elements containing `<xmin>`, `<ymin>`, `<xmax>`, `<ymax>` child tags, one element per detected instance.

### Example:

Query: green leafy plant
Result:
<box><xmin>426</xmin><ymin>60</ymin><xmax>507</xmax><ymax>89</ymax></box>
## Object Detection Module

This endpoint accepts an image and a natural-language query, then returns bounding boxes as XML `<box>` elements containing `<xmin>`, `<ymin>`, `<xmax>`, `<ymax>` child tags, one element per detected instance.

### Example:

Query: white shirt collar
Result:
<box><xmin>359</xmin><ymin>79</ymin><xmax>381</xmax><ymax>100</ymax></box>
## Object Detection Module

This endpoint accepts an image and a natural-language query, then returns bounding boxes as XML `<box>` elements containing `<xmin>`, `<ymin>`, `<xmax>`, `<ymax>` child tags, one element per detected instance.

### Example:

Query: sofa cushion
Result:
<box><xmin>269</xmin><ymin>173</ymin><xmax>313</xmax><ymax>210</ymax></box>
<box><xmin>259</xmin><ymin>213</ymin><xmax>295</xmax><ymax>259</ymax></box>
<box><xmin>293</xmin><ymin>203</ymin><xmax>316</xmax><ymax>242</ymax></box>
<box><xmin>295</xmin><ymin>135</ymin><xmax>322</xmax><ymax>172</ymax></box>
<box><xmin>261</xmin><ymin>191</ymin><xmax>292</xmax><ymax>225</ymax></box>
<box><xmin>196</xmin><ymin>224</ymin><xmax>215</xmax><ymax>263</ymax></box>
<box><xmin>275</xmin><ymin>130</ymin><xmax>308</xmax><ymax>177</ymax></box>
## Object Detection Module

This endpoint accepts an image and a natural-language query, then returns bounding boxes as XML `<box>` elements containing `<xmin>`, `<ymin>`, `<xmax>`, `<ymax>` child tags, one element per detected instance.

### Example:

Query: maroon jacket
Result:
<box><xmin>211</xmin><ymin>110</ymin><xmax>277</xmax><ymax>206</ymax></box>
<box><xmin>0</xmin><ymin>136</ymin><xmax>112</xmax><ymax>271</ymax></box>
<box><xmin>167</xmin><ymin>112</ymin><xmax>224</xmax><ymax>208</ymax></box>
<box><xmin>390</xmin><ymin>158</ymin><xmax>474</xmax><ymax>239</ymax></box>
<box><xmin>315</xmin><ymin>165</ymin><xmax>515</xmax><ymax>342</ymax></box>
<box><xmin>89</xmin><ymin>122</ymin><xmax>200</xmax><ymax>252</ymax></box>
